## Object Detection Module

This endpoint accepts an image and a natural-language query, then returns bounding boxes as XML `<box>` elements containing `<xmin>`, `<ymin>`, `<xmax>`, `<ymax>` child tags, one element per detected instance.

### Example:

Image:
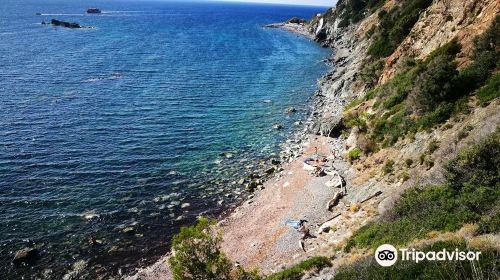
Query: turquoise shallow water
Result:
<box><xmin>0</xmin><ymin>0</ymin><xmax>329</xmax><ymax>278</ymax></box>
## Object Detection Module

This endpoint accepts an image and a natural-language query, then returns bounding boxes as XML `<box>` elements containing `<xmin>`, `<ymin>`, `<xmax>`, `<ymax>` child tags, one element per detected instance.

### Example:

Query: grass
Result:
<box><xmin>334</xmin><ymin>239</ymin><xmax>500</xmax><ymax>280</ymax></box>
<box><xmin>265</xmin><ymin>256</ymin><xmax>331</xmax><ymax>280</ymax></box>
<box><xmin>344</xmin><ymin>130</ymin><xmax>500</xmax><ymax>252</ymax></box>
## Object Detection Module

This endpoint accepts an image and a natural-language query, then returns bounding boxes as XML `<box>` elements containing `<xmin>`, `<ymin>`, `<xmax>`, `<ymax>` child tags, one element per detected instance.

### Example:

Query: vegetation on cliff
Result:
<box><xmin>345</xmin><ymin>130</ymin><xmax>500</xmax><ymax>251</ymax></box>
<box><xmin>367</xmin><ymin>0</ymin><xmax>433</xmax><ymax>57</ymax></box>
<box><xmin>345</xmin><ymin>16</ymin><xmax>499</xmax><ymax>152</ymax></box>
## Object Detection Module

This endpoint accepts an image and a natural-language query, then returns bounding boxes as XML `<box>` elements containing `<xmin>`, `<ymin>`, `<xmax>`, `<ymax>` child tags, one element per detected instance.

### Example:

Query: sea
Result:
<box><xmin>0</xmin><ymin>0</ymin><xmax>330</xmax><ymax>278</ymax></box>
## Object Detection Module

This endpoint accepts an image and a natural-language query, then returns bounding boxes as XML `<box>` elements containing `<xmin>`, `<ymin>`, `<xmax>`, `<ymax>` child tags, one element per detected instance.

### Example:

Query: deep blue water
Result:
<box><xmin>0</xmin><ymin>0</ymin><xmax>329</xmax><ymax>278</ymax></box>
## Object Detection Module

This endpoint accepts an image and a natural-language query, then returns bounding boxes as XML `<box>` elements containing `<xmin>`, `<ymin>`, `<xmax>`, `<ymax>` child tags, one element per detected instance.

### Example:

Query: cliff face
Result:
<box><xmin>381</xmin><ymin>0</ymin><xmax>499</xmax><ymax>82</ymax></box>
<box><xmin>300</xmin><ymin>0</ymin><xmax>499</xmax><ymax>277</ymax></box>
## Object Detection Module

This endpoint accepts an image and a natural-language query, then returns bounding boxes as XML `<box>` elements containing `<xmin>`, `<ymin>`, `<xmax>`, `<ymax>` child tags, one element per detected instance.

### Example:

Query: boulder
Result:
<box><xmin>12</xmin><ymin>248</ymin><xmax>39</xmax><ymax>266</ymax></box>
<box><xmin>265</xmin><ymin>167</ymin><xmax>276</xmax><ymax>174</ymax></box>
<box><xmin>311</xmin><ymin>115</ymin><xmax>344</xmax><ymax>137</ymax></box>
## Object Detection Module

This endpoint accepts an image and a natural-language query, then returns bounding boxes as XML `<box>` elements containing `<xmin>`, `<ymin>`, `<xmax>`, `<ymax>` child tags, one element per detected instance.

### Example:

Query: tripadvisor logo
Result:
<box><xmin>375</xmin><ymin>244</ymin><xmax>398</xmax><ymax>267</ymax></box>
<box><xmin>375</xmin><ymin>244</ymin><xmax>482</xmax><ymax>267</ymax></box>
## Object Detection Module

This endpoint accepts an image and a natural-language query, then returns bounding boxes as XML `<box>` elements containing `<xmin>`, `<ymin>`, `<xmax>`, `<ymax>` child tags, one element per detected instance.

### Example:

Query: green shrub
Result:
<box><xmin>383</xmin><ymin>159</ymin><xmax>395</xmax><ymax>174</ymax></box>
<box><xmin>476</xmin><ymin>211</ymin><xmax>500</xmax><ymax>234</ymax></box>
<box><xmin>360</xmin><ymin>59</ymin><xmax>385</xmax><ymax>87</ymax></box>
<box><xmin>476</xmin><ymin>73</ymin><xmax>500</xmax><ymax>106</ymax></box>
<box><xmin>405</xmin><ymin>158</ymin><xmax>413</xmax><ymax>168</ymax></box>
<box><xmin>445</xmin><ymin>130</ymin><xmax>500</xmax><ymax>190</ymax></box>
<box><xmin>336</xmin><ymin>239</ymin><xmax>500</xmax><ymax>280</ymax></box>
<box><xmin>348</xmin><ymin>147</ymin><xmax>362</xmax><ymax>162</ymax></box>
<box><xmin>455</xmin><ymin>16</ymin><xmax>499</xmax><ymax>96</ymax></box>
<box><xmin>408</xmin><ymin>55</ymin><xmax>458</xmax><ymax>114</ymax></box>
<box><xmin>169</xmin><ymin>218</ymin><xmax>233</xmax><ymax>280</ymax></box>
<box><xmin>265</xmin><ymin>256</ymin><xmax>331</xmax><ymax>280</ymax></box>
<box><xmin>424</xmin><ymin>38</ymin><xmax>461</xmax><ymax>63</ymax></box>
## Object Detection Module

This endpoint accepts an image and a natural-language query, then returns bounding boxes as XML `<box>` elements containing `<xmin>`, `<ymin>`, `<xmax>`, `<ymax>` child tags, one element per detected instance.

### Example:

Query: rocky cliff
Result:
<box><xmin>296</xmin><ymin>0</ymin><xmax>499</xmax><ymax>278</ymax></box>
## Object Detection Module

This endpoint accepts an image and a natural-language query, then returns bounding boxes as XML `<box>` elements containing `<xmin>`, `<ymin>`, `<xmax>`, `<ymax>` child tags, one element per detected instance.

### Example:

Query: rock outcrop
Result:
<box><xmin>12</xmin><ymin>248</ymin><xmax>39</xmax><ymax>266</ymax></box>
<box><xmin>45</xmin><ymin>19</ymin><xmax>82</xmax><ymax>29</ymax></box>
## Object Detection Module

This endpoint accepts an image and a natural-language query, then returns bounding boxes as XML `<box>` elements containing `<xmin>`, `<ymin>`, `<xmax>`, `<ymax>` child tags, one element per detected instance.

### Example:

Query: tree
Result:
<box><xmin>169</xmin><ymin>218</ymin><xmax>233</xmax><ymax>280</ymax></box>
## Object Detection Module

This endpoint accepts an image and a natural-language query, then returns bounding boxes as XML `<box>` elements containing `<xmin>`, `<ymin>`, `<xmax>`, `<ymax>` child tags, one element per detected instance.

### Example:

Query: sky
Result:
<box><xmin>220</xmin><ymin>0</ymin><xmax>335</xmax><ymax>7</ymax></box>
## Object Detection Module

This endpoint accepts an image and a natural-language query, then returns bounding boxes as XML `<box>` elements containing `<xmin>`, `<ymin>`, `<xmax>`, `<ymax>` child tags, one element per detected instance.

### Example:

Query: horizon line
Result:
<box><xmin>210</xmin><ymin>0</ymin><xmax>332</xmax><ymax>8</ymax></box>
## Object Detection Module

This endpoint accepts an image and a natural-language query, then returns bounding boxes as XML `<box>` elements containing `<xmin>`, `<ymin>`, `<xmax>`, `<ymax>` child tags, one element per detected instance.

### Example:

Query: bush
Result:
<box><xmin>455</xmin><ymin>16</ymin><xmax>499</xmax><ymax>96</ymax></box>
<box><xmin>360</xmin><ymin>59</ymin><xmax>385</xmax><ymax>87</ymax></box>
<box><xmin>265</xmin><ymin>257</ymin><xmax>331</xmax><ymax>280</ymax></box>
<box><xmin>383</xmin><ymin>159</ymin><xmax>395</xmax><ymax>174</ymax></box>
<box><xmin>476</xmin><ymin>73</ymin><xmax>500</xmax><ymax>106</ymax></box>
<box><xmin>348</xmin><ymin>147</ymin><xmax>362</xmax><ymax>162</ymax></box>
<box><xmin>169</xmin><ymin>218</ymin><xmax>233</xmax><ymax>280</ymax></box>
<box><xmin>408</xmin><ymin>55</ymin><xmax>458</xmax><ymax>114</ymax></box>
<box><xmin>444</xmin><ymin>130</ymin><xmax>500</xmax><ymax>190</ymax></box>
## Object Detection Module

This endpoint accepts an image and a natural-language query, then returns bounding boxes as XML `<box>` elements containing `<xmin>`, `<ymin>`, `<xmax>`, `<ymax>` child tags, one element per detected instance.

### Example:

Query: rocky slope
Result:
<box><xmin>292</xmin><ymin>0</ymin><xmax>500</xmax><ymax>278</ymax></box>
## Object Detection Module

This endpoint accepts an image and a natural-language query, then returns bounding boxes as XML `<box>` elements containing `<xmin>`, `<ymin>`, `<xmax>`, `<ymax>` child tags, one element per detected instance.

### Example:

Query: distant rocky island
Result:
<box><xmin>42</xmin><ymin>19</ymin><xmax>91</xmax><ymax>29</ymax></box>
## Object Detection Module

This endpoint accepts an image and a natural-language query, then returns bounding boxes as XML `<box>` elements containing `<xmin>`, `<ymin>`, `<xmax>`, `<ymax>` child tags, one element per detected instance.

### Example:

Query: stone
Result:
<box><xmin>273</xmin><ymin>124</ymin><xmax>284</xmax><ymax>130</ymax></box>
<box><xmin>245</xmin><ymin>181</ymin><xmax>258</xmax><ymax>192</ymax></box>
<box><xmin>122</xmin><ymin>227</ymin><xmax>135</xmax><ymax>234</ymax></box>
<box><xmin>310</xmin><ymin>115</ymin><xmax>344</xmax><ymax>137</ymax></box>
<box><xmin>12</xmin><ymin>248</ymin><xmax>39</xmax><ymax>266</ymax></box>
<box><xmin>181</xmin><ymin>203</ymin><xmax>190</xmax><ymax>209</ymax></box>
<box><xmin>271</xmin><ymin>159</ymin><xmax>281</xmax><ymax>165</ymax></box>
<box><xmin>286</xmin><ymin>107</ymin><xmax>297</xmax><ymax>113</ymax></box>
<box><xmin>265</xmin><ymin>167</ymin><xmax>276</xmax><ymax>174</ymax></box>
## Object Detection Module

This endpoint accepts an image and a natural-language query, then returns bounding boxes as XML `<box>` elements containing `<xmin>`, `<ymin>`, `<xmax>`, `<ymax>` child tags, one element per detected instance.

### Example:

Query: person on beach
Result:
<box><xmin>297</xmin><ymin>222</ymin><xmax>315</xmax><ymax>251</ymax></box>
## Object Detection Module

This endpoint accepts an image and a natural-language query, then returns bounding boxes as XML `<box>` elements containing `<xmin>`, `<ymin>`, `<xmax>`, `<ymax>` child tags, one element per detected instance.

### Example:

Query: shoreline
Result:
<box><xmin>127</xmin><ymin>23</ymin><xmax>341</xmax><ymax>279</ymax></box>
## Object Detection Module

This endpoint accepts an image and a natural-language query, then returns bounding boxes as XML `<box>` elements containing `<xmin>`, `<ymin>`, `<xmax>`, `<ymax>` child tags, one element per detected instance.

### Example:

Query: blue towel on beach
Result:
<box><xmin>284</xmin><ymin>220</ymin><xmax>302</xmax><ymax>229</ymax></box>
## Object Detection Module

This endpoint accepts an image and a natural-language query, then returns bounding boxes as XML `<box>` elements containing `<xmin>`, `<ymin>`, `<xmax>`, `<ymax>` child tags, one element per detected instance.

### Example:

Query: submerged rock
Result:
<box><xmin>12</xmin><ymin>248</ymin><xmax>39</xmax><ymax>266</ymax></box>
<box><xmin>273</xmin><ymin>124</ymin><xmax>284</xmax><ymax>130</ymax></box>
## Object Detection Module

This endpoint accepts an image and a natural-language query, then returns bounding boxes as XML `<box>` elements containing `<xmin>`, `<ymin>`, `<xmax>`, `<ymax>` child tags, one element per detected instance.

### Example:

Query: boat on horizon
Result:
<box><xmin>87</xmin><ymin>8</ymin><xmax>101</xmax><ymax>14</ymax></box>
